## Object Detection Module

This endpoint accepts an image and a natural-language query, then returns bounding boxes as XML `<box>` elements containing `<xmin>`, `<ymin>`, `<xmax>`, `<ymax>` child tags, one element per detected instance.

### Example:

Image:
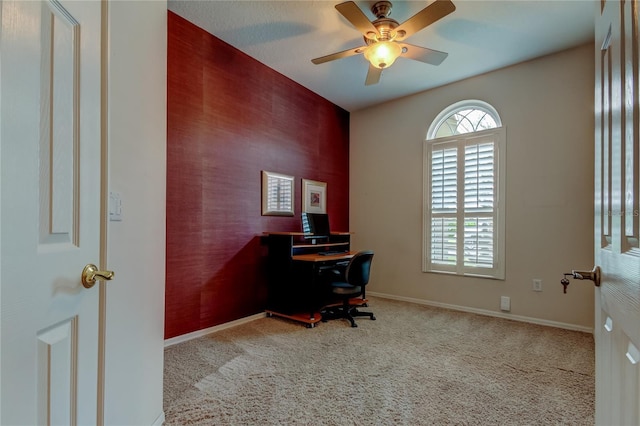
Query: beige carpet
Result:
<box><xmin>163</xmin><ymin>297</ymin><xmax>594</xmax><ymax>425</ymax></box>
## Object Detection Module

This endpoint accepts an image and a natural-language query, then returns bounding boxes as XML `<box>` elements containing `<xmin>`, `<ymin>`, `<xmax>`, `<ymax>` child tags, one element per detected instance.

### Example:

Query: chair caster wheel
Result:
<box><xmin>351</xmin><ymin>323</ymin><xmax>358</xmax><ymax>328</ymax></box>
<box><xmin>371</xmin><ymin>315</ymin><xmax>376</xmax><ymax>320</ymax></box>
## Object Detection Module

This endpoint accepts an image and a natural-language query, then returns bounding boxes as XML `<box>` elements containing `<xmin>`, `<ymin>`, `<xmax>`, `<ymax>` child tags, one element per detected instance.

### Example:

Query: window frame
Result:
<box><xmin>427</xmin><ymin>99</ymin><xmax>503</xmax><ymax>139</ymax></box>
<box><xmin>423</xmin><ymin>102</ymin><xmax>505</xmax><ymax>280</ymax></box>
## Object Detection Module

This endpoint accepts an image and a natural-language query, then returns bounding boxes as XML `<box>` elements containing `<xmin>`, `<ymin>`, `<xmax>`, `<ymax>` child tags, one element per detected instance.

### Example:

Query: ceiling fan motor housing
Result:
<box><xmin>365</xmin><ymin>17</ymin><xmax>399</xmax><ymax>44</ymax></box>
<box><xmin>364</xmin><ymin>1</ymin><xmax>400</xmax><ymax>43</ymax></box>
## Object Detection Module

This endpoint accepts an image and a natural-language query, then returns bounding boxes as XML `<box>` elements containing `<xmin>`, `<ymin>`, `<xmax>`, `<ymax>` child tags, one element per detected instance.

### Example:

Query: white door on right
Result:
<box><xmin>594</xmin><ymin>0</ymin><xmax>640</xmax><ymax>424</ymax></box>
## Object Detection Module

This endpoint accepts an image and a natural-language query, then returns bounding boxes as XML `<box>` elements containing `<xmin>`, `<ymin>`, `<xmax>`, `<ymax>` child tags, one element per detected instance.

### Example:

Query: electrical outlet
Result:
<box><xmin>533</xmin><ymin>279</ymin><xmax>542</xmax><ymax>292</ymax></box>
<box><xmin>500</xmin><ymin>296</ymin><xmax>511</xmax><ymax>312</ymax></box>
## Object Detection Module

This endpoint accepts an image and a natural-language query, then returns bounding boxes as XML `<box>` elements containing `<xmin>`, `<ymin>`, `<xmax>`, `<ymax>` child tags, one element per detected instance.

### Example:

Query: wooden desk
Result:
<box><xmin>263</xmin><ymin>232</ymin><xmax>353</xmax><ymax>327</ymax></box>
<box><xmin>292</xmin><ymin>251</ymin><xmax>355</xmax><ymax>262</ymax></box>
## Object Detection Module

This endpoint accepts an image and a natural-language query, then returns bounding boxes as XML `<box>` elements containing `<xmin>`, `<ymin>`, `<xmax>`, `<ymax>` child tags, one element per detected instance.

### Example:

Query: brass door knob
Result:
<box><xmin>81</xmin><ymin>264</ymin><xmax>114</xmax><ymax>289</ymax></box>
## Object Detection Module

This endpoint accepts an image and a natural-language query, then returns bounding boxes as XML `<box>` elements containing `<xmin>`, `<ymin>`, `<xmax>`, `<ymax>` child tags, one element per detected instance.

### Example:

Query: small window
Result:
<box><xmin>424</xmin><ymin>101</ymin><xmax>505</xmax><ymax>279</ymax></box>
<box><xmin>427</xmin><ymin>100</ymin><xmax>502</xmax><ymax>139</ymax></box>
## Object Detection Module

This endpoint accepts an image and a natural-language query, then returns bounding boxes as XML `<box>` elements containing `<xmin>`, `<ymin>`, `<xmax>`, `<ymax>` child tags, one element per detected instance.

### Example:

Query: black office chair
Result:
<box><xmin>321</xmin><ymin>250</ymin><xmax>376</xmax><ymax>327</ymax></box>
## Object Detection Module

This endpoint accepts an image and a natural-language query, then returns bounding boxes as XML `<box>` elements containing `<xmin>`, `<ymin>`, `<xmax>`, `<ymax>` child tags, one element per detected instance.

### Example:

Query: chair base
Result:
<box><xmin>321</xmin><ymin>304</ymin><xmax>376</xmax><ymax>327</ymax></box>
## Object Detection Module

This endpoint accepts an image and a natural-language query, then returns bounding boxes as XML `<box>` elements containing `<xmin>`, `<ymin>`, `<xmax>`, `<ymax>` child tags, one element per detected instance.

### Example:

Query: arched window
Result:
<box><xmin>423</xmin><ymin>100</ymin><xmax>505</xmax><ymax>279</ymax></box>
<box><xmin>427</xmin><ymin>100</ymin><xmax>502</xmax><ymax>139</ymax></box>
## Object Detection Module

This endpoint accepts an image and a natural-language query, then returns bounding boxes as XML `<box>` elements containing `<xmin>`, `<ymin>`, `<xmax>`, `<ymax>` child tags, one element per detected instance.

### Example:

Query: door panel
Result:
<box><xmin>595</xmin><ymin>0</ymin><xmax>640</xmax><ymax>424</ymax></box>
<box><xmin>41</xmin><ymin>0</ymin><xmax>81</xmax><ymax>246</ymax></box>
<box><xmin>0</xmin><ymin>1</ymin><xmax>104</xmax><ymax>424</ymax></box>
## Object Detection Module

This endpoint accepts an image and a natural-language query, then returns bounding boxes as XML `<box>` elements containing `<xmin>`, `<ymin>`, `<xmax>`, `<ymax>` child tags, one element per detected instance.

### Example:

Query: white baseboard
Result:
<box><xmin>152</xmin><ymin>411</ymin><xmax>165</xmax><ymax>426</ymax></box>
<box><xmin>367</xmin><ymin>291</ymin><xmax>594</xmax><ymax>334</ymax></box>
<box><xmin>164</xmin><ymin>312</ymin><xmax>267</xmax><ymax>347</ymax></box>
<box><xmin>164</xmin><ymin>294</ymin><xmax>593</xmax><ymax>347</ymax></box>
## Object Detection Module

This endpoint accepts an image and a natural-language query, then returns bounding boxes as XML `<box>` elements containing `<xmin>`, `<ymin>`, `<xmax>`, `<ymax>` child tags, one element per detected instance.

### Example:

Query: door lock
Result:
<box><xmin>561</xmin><ymin>266</ymin><xmax>601</xmax><ymax>293</ymax></box>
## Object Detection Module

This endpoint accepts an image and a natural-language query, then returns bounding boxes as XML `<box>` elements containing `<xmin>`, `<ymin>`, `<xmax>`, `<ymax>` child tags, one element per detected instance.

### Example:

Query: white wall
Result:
<box><xmin>105</xmin><ymin>2</ymin><xmax>166</xmax><ymax>425</ymax></box>
<box><xmin>351</xmin><ymin>44</ymin><xmax>595</xmax><ymax>330</ymax></box>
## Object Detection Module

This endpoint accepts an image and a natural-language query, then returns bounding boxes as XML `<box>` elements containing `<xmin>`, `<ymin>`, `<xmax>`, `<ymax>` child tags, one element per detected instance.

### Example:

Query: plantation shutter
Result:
<box><xmin>424</xmin><ymin>129</ymin><xmax>504</xmax><ymax>278</ymax></box>
<box><xmin>463</xmin><ymin>142</ymin><xmax>494</xmax><ymax>268</ymax></box>
<box><xmin>430</xmin><ymin>144</ymin><xmax>457</xmax><ymax>266</ymax></box>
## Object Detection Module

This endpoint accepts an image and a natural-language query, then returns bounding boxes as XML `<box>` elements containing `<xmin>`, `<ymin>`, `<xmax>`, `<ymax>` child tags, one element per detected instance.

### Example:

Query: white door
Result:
<box><xmin>594</xmin><ymin>0</ymin><xmax>640</xmax><ymax>424</ymax></box>
<box><xmin>0</xmin><ymin>1</ymin><xmax>108</xmax><ymax>424</ymax></box>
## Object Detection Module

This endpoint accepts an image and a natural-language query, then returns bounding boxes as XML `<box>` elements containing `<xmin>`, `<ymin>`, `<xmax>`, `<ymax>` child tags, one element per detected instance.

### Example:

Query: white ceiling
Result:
<box><xmin>168</xmin><ymin>0</ymin><xmax>596</xmax><ymax>112</ymax></box>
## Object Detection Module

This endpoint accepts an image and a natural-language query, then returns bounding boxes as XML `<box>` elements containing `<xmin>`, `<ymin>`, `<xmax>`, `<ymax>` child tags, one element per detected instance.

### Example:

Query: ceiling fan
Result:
<box><xmin>311</xmin><ymin>0</ymin><xmax>456</xmax><ymax>86</ymax></box>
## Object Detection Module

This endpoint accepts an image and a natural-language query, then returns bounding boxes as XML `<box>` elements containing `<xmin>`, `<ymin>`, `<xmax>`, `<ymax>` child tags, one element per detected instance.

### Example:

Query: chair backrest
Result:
<box><xmin>345</xmin><ymin>251</ymin><xmax>374</xmax><ymax>287</ymax></box>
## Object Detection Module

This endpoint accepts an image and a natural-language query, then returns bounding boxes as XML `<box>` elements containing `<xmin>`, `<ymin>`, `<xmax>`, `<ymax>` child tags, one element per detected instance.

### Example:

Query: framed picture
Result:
<box><xmin>261</xmin><ymin>171</ymin><xmax>294</xmax><ymax>216</ymax></box>
<box><xmin>302</xmin><ymin>179</ymin><xmax>327</xmax><ymax>214</ymax></box>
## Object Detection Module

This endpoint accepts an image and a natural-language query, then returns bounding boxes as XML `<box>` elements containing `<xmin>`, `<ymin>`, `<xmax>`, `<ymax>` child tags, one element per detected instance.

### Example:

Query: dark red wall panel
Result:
<box><xmin>166</xmin><ymin>12</ymin><xmax>350</xmax><ymax>339</ymax></box>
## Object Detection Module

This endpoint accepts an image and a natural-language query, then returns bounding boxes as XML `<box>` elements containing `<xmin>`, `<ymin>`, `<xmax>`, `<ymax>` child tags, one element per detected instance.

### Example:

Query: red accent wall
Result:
<box><xmin>166</xmin><ymin>12</ymin><xmax>350</xmax><ymax>339</ymax></box>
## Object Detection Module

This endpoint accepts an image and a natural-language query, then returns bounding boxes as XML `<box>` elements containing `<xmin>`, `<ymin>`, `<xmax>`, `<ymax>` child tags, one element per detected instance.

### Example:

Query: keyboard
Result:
<box><xmin>318</xmin><ymin>250</ymin><xmax>347</xmax><ymax>256</ymax></box>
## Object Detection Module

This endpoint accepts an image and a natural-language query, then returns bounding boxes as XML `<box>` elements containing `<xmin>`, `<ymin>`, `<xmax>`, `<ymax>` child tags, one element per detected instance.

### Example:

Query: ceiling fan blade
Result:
<box><xmin>394</xmin><ymin>0</ymin><xmax>456</xmax><ymax>41</ymax></box>
<box><xmin>335</xmin><ymin>1</ymin><xmax>379</xmax><ymax>39</ymax></box>
<box><xmin>365</xmin><ymin>64</ymin><xmax>382</xmax><ymax>86</ymax></box>
<box><xmin>399</xmin><ymin>43</ymin><xmax>448</xmax><ymax>66</ymax></box>
<box><xmin>311</xmin><ymin>46</ymin><xmax>366</xmax><ymax>65</ymax></box>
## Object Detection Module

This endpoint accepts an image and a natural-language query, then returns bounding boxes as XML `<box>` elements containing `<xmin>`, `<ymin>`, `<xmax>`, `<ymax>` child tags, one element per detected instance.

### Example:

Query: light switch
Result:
<box><xmin>109</xmin><ymin>191</ymin><xmax>123</xmax><ymax>221</ymax></box>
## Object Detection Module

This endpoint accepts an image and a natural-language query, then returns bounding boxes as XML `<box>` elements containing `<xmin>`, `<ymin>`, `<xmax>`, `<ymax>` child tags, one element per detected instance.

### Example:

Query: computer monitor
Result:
<box><xmin>301</xmin><ymin>212</ymin><xmax>330</xmax><ymax>239</ymax></box>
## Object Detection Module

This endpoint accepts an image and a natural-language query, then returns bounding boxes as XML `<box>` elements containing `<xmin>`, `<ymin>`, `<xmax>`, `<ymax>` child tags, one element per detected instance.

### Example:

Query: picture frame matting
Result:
<box><xmin>302</xmin><ymin>179</ymin><xmax>327</xmax><ymax>214</ymax></box>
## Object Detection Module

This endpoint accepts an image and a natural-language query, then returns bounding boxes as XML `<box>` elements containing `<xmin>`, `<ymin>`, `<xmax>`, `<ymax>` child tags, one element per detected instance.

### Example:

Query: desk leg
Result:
<box><xmin>309</xmin><ymin>263</ymin><xmax>320</xmax><ymax>321</ymax></box>
<box><xmin>309</xmin><ymin>264</ymin><xmax>316</xmax><ymax>320</ymax></box>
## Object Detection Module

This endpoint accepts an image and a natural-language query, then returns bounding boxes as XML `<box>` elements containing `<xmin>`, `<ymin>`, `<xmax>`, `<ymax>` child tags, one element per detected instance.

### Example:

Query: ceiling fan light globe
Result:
<box><xmin>364</xmin><ymin>41</ymin><xmax>402</xmax><ymax>69</ymax></box>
